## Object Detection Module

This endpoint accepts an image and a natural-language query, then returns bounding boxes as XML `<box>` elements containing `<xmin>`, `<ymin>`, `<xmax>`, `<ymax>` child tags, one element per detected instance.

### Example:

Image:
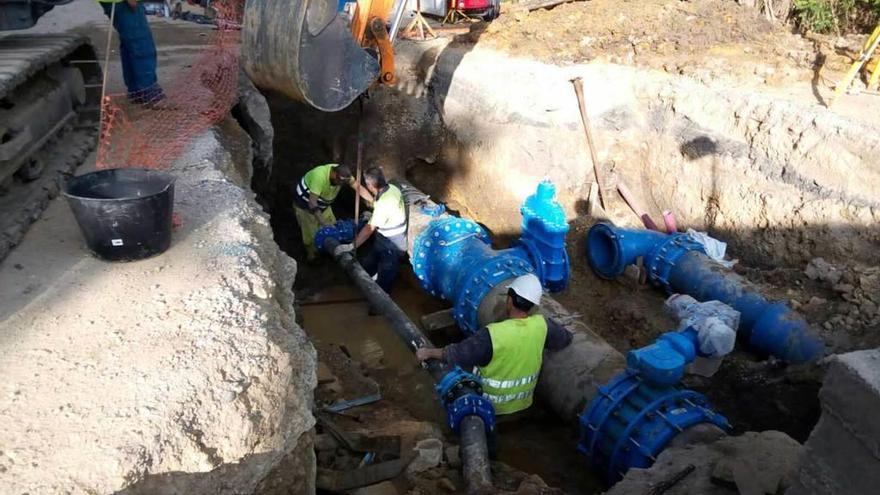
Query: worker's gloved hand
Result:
<box><xmin>360</xmin><ymin>210</ymin><xmax>372</xmax><ymax>222</ymax></box>
<box><xmin>333</xmin><ymin>243</ymin><xmax>354</xmax><ymax>257</ymax></box>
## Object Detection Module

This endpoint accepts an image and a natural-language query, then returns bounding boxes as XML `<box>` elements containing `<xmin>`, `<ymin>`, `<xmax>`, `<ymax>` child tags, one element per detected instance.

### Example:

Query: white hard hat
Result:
<box><xmin>507</xmin><ymin>274</ymin><xmax>543</xmax><ymax>306</ymax></box>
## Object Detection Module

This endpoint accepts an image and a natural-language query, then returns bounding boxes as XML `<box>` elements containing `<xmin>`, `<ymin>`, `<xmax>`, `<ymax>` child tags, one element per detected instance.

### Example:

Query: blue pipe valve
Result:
<box><xmin>518</xmin><ymin>181</ymin><xmax>571</xmax><ymax>291</ymax></box>
<box><xmin>626</xmin><ymin>328</ymin><xmax>700</xmax><ymax>387</ymax></box>
<box><xmin>586</xmin><ymin>223</ymin><xmax>825</xmax><ymax>363</ymax></box>
<box><xmin>435</xmin><ymin>367</ymin><xmax>496</xmax><ymax>435</ymax></box>
<box><xmin>579</xmin><ymin>328</ymin><xmax>730</xmax><ymax>484</ymax></box>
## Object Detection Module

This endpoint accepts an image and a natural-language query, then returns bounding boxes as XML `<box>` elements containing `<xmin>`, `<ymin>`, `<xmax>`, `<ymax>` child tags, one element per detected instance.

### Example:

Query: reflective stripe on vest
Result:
<box><xmin>296</xmin><ymin>164</ymin><xmax>341</xmax><ymax>211</ymax></box>
<box><xmin>478</xmin><ymin>314</ymin><xmax>548</xmax><ymax>415</ymax></box>
<box><xmin>481</xmin><ymin>372</ymin><xmax>540</xmax><ymax>390</ymax></box>
<box><xmin>482</xmin><ymin>390</ymin><xmax>534</xmax><ymax>404</ymax></box>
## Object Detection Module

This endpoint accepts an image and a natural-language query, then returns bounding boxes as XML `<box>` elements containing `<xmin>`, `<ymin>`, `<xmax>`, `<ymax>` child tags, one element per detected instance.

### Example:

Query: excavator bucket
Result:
<box><xmin>242</xmin><ymin>0</ymin><xmax>380</xmax><ymax>112</ymax></box>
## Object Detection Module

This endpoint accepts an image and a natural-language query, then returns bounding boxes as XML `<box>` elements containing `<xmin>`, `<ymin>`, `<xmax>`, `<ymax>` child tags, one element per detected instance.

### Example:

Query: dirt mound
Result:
<box><xmin>478</xmin><ymin>0</ymin><xmax>819</xmax><ymax>87</ymax></box>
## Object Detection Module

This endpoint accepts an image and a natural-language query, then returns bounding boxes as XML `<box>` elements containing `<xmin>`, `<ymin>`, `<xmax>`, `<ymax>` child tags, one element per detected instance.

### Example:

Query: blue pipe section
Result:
<box><xmin>412</xmin><ymin>217</ymin><xmax>535</xmax><ymax>333</ymax></box>
<box><xmin>586</xmin><ymin>223</ymin><xmax>825</xmax><ymax>363</ymax></box>
<box><xmin>315</xmin><ymin>182</ymin><xmax>570</xmax><ymax>334</ymax></box>
<box><xmin>579</xmin><ymin>328</ymin><xmax>730</xmax><ymax>484</ymax></box>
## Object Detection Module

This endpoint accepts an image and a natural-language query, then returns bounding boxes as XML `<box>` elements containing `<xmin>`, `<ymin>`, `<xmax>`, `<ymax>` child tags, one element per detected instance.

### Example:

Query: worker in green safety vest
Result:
<box><xmin>293</xmin><ymin>163</ymin><xmax>358</xmax><ymax>262</ymax></box>
<box><xmin>416</xmin><ymin>274</ymin><xmax>573</xmax><ymax>415</ymax></box>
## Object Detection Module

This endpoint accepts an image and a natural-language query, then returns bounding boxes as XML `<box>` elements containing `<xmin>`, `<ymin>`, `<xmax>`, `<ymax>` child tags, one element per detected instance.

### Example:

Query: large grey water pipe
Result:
<box><xmin>322</xmin><ymin>236</ymin><xmax>492</xmax><ymax>493</ymax></box>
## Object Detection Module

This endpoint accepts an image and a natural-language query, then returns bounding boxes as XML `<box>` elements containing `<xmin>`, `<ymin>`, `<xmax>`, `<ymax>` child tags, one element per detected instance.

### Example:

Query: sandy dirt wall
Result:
<box><xmin>0</xmin><ymin>121</ymin><xmax>316</xmax><ymax>494</ymax></box>
<box><xmin>365</xmin><ymin>40</ymin><xmax>880</xmax><ymax>271</ymax></box>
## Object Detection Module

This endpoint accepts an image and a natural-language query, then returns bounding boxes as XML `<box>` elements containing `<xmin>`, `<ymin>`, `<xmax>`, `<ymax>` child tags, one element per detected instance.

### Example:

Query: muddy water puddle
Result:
<box><xmin>300</xmin><ymin>272</ymin><xmax>603</xmax><ymax>494</ymax></box>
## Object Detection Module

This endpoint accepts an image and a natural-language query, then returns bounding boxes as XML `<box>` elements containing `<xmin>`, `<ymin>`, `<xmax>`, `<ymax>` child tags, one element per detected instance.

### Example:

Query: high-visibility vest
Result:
<box><xmin>295</xmin><ymin>164</ymin><xmax>343</xmax><ymax>211</ymax></box>
<box><xmin>370</xmin><ymin>184</ymin><xmax>407</xmax><ymax>240</ymax></box>
<box><xmin>478</xmin><ymin>314</ymin><xmax>548</xmax><ymax>415</ymax></box>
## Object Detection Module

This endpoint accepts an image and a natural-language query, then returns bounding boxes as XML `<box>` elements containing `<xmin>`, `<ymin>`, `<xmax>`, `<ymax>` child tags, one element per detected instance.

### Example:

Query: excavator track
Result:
<box><xmin>0</xmin><ymin>34</ymin><xmax>101</xmax><ymax>262</ymax></box>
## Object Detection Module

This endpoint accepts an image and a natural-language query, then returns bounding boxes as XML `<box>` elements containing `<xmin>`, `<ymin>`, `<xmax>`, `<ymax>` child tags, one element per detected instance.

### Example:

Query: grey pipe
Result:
<box><xmin>473</xmin><ymin>277</ymin><xmax>626</xmax><ymax>421</ymax></box>
<box><xmin>322</xmin><ymin>236</ymin><xmax>492</xmax><ymax>493</ymax></box>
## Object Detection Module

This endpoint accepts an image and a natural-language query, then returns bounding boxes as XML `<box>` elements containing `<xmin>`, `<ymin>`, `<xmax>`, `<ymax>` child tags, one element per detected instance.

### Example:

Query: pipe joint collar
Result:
<box><xmin>579</xmin><ymin>370</ymin><xmax>730</xmax><ymax>485</ymax></box>
<box><xmin>411</xmin><ymin>217</ymin><xmax>491</xmax><ymax>296</ymax></box>
<box><xmin>644</xmin><ymin>235</ymin><xmax>706</xmax><ymax>293</ymax></box>
<box><xmin>315</xmin><ymin>219</ymin><xmax>359</xmax><ymax>254</ymax></box>
<box><xmin>436</xmin><ymin>367</ymin><xmax>495</xmax><ymax>434</ymax></box>
<box><xmin>452</xmin><ymin>248</ymin><xmax>534</xmax><ymax>333</ymax></box>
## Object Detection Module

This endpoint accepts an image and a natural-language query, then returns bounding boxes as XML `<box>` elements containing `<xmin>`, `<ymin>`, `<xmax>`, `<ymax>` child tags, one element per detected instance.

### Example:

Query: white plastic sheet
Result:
<box><xmin>685</xmin><ymin>229</ymin><xmax>736</xmax><ymax>268</ymax></box>
<box><xmin>665</xmin><ymin>294</ymin><xmax>739</xmax><ymax>358</ymax></box>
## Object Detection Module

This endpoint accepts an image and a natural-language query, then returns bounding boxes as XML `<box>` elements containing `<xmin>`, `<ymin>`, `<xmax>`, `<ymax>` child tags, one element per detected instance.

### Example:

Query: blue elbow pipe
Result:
<box><xmin>586</xmin><ymin>223</ymin><xmax>825</xmax><ymax>363</ymax></box>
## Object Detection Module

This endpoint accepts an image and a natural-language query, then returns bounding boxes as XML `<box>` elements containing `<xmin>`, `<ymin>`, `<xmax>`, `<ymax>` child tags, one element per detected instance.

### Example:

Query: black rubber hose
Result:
<box><xmin>322</xmin><ymin>236</ymin><xmax>493</xmax><ymax>492</ymax></box>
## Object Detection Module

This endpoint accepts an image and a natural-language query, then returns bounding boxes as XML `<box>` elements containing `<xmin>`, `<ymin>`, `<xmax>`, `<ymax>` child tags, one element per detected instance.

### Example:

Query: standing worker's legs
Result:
<box><xmin>101</xmin><ymin>2</ymin><xmax>164</xmax><ymax>104</ymax></box>
<box><xmin>294</xmin><ymin>206</ymin><xmax>335</xmax><ymax>261</ymax></box>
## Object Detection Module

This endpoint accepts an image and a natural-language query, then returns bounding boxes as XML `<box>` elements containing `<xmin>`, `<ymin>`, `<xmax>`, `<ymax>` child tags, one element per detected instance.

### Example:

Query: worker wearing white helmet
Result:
<box><xmin>416</xmin><ymin>273</ymin><xmax>572</xmax><ymax>415</ymax></box>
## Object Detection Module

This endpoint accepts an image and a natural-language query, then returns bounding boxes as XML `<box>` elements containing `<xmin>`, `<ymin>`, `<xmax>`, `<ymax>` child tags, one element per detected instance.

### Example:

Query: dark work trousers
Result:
<box><xmin>487</xmin><ymin>407</ymin><xmax>535</xmax><ymax>459</ymax></box>
<box><xmin>358</xmin><ymin>234</ymin><xmax>404</xmax><ymax>294</ymax></box>
<box><xmin>101</xmin><ymin>2</ymin><xmax>164</xmax><ymax>103</ymax></box>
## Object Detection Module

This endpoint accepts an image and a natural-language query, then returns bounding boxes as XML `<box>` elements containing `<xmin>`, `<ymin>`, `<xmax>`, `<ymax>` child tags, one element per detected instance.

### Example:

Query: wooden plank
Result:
<box><xmin>420</xmin><ymin>308</ymin><xmax>457</xmax><ymax>331</ymax></box>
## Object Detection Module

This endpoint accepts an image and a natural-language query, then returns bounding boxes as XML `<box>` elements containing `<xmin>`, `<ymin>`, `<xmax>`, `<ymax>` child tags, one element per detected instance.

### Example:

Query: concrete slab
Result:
<box><xmin>0</xmin><ymin>2</ymin><xmax>317</xmax><ymax>493</ymax></box>
<box><xmin>791</xmin><ymin>349</ymin><xmax>880</xmax><ymax>495</ymax></box>
<box><xmin>818</xmin><ymin>349</ymin><xmax>880</xmax><ymax>458</ymax></box>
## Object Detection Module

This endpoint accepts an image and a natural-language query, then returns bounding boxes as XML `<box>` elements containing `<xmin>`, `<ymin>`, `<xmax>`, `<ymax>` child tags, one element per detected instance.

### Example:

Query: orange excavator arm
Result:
<box><xmin>350</xmin><ymin>0</ymin><xmax>398</xmax><ymax>85</ymax></box>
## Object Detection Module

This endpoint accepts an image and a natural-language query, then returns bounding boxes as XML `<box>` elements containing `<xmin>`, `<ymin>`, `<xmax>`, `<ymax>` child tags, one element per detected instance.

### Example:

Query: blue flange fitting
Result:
<box><xmin>580</xmin><ymin>327</ymin><xmax>730</xmax><ymax>484</ymax></box>
<box><xmin>409</xmin><ymin>182</ymin><xmax>572</xmax><ymax>333</ymax></box>
<box><xmin>315</xmin><ymin>219</ymin><xmax>358</xmax><ymax>254</ymax></box>
<box><xmin>586</xmin><ymin>223</ymin><xmax>825</xmax><ymax>363</ymax></box>
<box><xmin>412</xmin><ymin>217</ymin><xmax>535</xmax><ymax>333</ymax></box>
<box><xmin>578</xmin><ymin>370</ymin><xmax>730</xmax><ymax>484</ymax></box>
<box><xmin>436</xmin><ymin>367</ymin><xmax>496</xmax><ymax>434</ymax></box>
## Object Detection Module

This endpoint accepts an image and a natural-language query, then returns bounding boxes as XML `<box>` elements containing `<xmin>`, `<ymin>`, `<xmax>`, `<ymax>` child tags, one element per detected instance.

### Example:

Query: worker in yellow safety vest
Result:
<box><xmin>294</xmin><ymin>163</ymin><xmax>366</xmax><ymax>262</ymax></box>
<box><xmin>416</xmin><ymin>274</ymin><xmax>572</xmax><ymax>415</ymax></box>
<box><xmin>334</xmin><ymin>167</ymin><xmax>407</xmax><ymax>296</ymax></box>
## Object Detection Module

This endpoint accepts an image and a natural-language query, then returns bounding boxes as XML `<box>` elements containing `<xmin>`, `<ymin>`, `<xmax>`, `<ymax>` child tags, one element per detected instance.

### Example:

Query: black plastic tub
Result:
<box><xmin>64</xmin><ymin>168</ymin><xmax>175</xmax><ymax>262</ymax></box>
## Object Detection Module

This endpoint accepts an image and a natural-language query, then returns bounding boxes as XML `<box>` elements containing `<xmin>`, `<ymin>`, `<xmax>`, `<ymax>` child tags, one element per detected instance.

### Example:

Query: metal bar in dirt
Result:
<box><xmin>324</xmin><ymin>393</ymin><xmax>383</xmax><ymax>413</ymax></box>
<box><xmin>571</xmin><ymin>77</ymin><xmax>607</xmax><ymax>210</ymax></box>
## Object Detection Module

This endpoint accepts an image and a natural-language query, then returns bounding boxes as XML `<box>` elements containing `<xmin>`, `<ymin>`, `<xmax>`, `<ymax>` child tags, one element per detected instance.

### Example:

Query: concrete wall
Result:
<box><xmin>790</xmin><ymin>349</ymin><xmax>880</xmax><ymax>495</ymax></box>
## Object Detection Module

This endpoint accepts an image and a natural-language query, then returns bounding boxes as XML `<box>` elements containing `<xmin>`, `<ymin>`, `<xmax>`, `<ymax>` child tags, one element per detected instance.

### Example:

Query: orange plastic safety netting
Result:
<box><xmin>96</xmin><ymin>0</ymin><xmax>244</xmax><ymax>170</ymax></box>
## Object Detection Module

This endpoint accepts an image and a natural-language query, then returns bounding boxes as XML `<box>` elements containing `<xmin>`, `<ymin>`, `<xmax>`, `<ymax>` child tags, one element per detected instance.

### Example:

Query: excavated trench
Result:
<box><xmin>240</xmin><ymin>38</ymin><xmax>879</xmax><ymax>494</ymax></box>
<box><xmin>250</xmin><ymin>94</ymin><xmax>604</xmax><ymax>494</ymax></box>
